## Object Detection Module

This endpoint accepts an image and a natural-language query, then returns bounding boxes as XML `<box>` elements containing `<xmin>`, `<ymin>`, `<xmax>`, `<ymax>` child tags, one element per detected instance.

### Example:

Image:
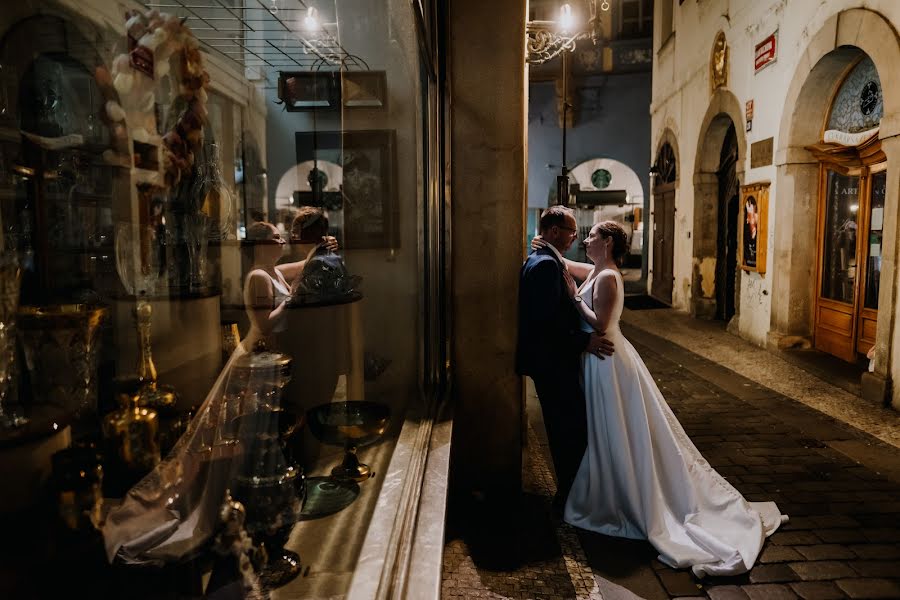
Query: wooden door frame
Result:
<box><xmin>651</xmin><ymin>181</ymin><xmax>675</xmax><ymax>304</ymax></box>
<box><xmin>812</xmin><ymin>143</ymin><xmax>886</xmax><ymax>362</ymax></box>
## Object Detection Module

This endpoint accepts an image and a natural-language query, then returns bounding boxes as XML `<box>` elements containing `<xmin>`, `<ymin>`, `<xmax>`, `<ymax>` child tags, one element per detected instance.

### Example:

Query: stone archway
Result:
<box><xmin>692</xmin><ymin>89</ymin><xmax>746</xmax><ymax>321</ymax></box>
<box><xmin>772</xmin><ymin>8</ymin><xmax>900</xmax><ymax>406</ymax></box>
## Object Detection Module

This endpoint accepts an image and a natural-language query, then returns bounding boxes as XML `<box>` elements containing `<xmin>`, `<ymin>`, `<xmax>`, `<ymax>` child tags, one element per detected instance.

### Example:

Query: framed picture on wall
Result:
<box><xmin>295</xmin><ymin>129</ymin><xmax>399</xmax><ymax>249</ymax></box>
<box><xmin>739</xmin><ymin>182</ymin><xmax>769</xmax><ymax>274</ymax></box>
<box><xmin>342</xmin><ymin>71</ymin><xmax>387</xmax><ymax>108</ymax></box>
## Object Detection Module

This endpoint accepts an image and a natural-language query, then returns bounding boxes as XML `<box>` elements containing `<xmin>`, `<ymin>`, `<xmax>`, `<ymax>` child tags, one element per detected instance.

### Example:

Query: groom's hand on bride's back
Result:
<box><xmin>587</xmin><ymin>333</ymin><xmax>615</xmax><ymax>359</ymax></box>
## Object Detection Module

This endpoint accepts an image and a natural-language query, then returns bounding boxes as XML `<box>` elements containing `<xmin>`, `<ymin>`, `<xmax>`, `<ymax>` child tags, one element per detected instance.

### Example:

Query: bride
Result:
<box><xmin>539</xmin><ymin>220</ymin><xmax>786</xmax><ymax>578</ymax></box>
<box><xmin>103</xmin><ymin>220</ymin><xmax>336</xmax><ymax>565</ymax></box>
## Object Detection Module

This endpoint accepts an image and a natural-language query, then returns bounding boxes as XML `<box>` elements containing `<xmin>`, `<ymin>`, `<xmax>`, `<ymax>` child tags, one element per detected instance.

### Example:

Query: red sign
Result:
<box><xmin>755</xmin><ymin>31</ymin><xmax>777</xmax><ymax>73</ymax></box>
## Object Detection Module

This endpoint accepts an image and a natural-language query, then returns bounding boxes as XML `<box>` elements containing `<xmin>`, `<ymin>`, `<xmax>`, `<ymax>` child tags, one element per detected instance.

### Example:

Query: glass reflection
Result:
<box><xmin>822</xmin><ymin>170</ymin><xmax>859</xmax><ymax>303</ymax></box>
<box><xmin>864</xmin><ymin>171</ymin><xmax>886</xmax><ymax>309</ymax></box>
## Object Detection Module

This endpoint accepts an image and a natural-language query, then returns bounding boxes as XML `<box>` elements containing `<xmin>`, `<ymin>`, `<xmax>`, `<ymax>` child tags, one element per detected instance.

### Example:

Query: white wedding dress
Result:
<box><xmin>564</xmin><ymin>269</ymin><xmax>787</xmax><ymax>578</ymax></box>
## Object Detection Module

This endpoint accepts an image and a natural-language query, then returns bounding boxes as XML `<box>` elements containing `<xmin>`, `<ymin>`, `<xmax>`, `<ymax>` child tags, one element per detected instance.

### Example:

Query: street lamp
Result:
<box><xmin>528</xmin><ymin>1</ymin><xmax>610</xmax><ymax>205</ymax></box>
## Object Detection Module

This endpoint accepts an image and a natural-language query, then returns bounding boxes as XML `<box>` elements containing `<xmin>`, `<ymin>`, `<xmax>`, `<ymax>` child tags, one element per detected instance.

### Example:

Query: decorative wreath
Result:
<box><xmin>94</xmin><ymin>9</ymin><xmax>210</xmax><ymax>189</ymax></box>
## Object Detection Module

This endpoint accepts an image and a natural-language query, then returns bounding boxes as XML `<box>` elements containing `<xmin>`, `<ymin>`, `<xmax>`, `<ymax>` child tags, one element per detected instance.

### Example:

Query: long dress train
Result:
<box><xmin>564</xmin><ymin>269</ymin><xmax>787</xmax><ymax>578</ymax></box>
<box><xmin>103</xmin><ymin>269</ymin><xmax>292</xmax><ymax>563</ymax></box>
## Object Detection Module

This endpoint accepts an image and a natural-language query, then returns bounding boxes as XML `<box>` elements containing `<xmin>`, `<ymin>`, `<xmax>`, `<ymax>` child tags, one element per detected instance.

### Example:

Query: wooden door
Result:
<box><xmin>651</xmin><ymin>185</ymin><xmax>674</xmax><ymax>304</ymax></box>
<box><xmin>855</xmin><ymin>166</ymin><xmax>885</xmax><ymax>355</ymax></box>
<box><xmin>814</xmin><ymin>164</ymin><xmax>883</xmax><ymax>362</ymax></box>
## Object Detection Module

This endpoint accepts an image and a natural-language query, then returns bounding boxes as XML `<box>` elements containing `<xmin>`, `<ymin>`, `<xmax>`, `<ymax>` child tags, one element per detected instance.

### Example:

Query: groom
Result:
<box><xmin>516</xmin><ymin>205</ymin><xmax>613</xmax><ymax>512</ymax></box>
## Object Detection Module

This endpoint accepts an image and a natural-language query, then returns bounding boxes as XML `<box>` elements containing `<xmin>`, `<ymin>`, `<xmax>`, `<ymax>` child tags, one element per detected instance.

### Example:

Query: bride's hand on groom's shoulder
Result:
<box><xmin>531</xmin><ymin>235</ymin><xmax>547</xmax><ymax>251</ymax></box>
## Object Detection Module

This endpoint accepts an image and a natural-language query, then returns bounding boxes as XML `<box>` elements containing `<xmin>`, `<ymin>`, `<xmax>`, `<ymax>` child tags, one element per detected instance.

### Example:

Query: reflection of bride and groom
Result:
<box><xmin>103</xmin><ymin>207</ymin><xmax>349</xmax><ymax>565</ymax></box>
<box><xmin>518</xmin><ymin>206</ymin><xmax>787</xmax><ymax>578</ymax></box>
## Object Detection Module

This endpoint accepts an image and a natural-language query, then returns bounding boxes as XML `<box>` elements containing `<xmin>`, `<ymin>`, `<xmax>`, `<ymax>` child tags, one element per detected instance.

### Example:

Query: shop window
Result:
<box><xmin>0</xmin><ymin>1</ymin><xmax>440</xmax><ymax>597</ymax></box>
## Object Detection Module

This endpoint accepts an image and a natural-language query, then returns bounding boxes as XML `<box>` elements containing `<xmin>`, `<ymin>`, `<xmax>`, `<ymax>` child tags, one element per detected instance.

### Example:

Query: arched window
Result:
<box><xmin>655</xmin><ymin>142</ymin><xmax>677</xmax><ymax>185</ymax></box>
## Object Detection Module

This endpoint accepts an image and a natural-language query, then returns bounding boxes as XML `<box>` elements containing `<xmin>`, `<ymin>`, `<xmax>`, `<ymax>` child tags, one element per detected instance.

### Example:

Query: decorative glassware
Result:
<box><xmin>114</xmin><ymin>222</ymin><xmax>177</xmax><ymax>410</ymax></box>
<box><xmin>102</xmin><ymin>393</ymin><xmax>160</xmax><ymax>473</ymax></box>
<box><xmin>0</xmin><ymin>249</ymin><xmax>23</xmax><ymax>428</ymax></box>
<box><xmin>183</xmin><ymin>213</ymin><xmax>210</xmax><ymax>293</ymax></box>
<box><xmin>227</xmin><ymin>344</ymin><xmax>304</xmax><ymax>588</ymax></box>
<box><xmin>232</xmin><ymin>408</ymin><xmax>305</xmax><ymax>589</ymax></box>
<box><xmin>17</xmin><ymin>305</ymin><xmax>107</xmax><ymax>419</ymax></box>
<box><xmin>306</xmin><ymin>401</ymin><xmax>390</xmax><ymax>482</ymax></box>
<box><xmin>52</xmin><ymin>444</ymin><xmax>104</xmax><ymax>532</ymax></box>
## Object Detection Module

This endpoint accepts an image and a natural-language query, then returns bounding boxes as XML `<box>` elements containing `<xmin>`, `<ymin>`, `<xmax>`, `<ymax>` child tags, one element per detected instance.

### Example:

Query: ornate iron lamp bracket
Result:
<box><xmin>526</xmin><ymin>1</ymin><xmax>607</xmax><ymax>65</ymax></box>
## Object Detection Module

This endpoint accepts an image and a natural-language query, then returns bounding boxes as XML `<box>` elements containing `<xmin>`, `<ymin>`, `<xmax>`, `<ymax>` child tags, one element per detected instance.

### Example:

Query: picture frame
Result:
<box><xmin>739</xmin><ymin>182</ymin><xmax>769</xmax><ymax>274</ymax></box>
<box><xmin>295</xmin><ymin>129</ymin><xmax>399</xmax><ymax>249</ymax></box>
<box><xmin>278</xmin><ymin>71</ymin><xmax>340</xmax><ymax>112</ymax></box>
<box><xmin>342</xmin><ymin>71</ymin><xmax>387</xmax><ymax>108</ymax></box>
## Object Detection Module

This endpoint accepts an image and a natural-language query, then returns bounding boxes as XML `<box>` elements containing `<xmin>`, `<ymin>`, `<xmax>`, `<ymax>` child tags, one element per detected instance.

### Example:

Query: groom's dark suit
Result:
<box><xmin>516</xmin><ymin>247</ymin><xmax>590</xmax><ymax>502</ymax></box>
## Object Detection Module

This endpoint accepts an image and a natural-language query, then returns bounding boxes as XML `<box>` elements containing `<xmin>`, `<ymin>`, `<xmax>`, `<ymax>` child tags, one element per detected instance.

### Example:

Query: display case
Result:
<box><xmin>0</xmin><ymin>0</ymin><xmax>442</xmax><ymax>598</ymax></box>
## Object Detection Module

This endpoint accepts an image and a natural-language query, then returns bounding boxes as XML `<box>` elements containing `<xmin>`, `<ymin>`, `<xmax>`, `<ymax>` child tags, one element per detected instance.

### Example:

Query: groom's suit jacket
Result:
<box><xmin>516</xmin><ymin>247</ymin><xmax>590</xmax><ymax>377</ymax></box>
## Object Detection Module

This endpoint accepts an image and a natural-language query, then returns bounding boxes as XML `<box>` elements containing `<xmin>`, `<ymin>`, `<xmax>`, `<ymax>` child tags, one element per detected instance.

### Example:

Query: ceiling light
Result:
<box><xmin>559</xmin><ymin>4</ymin><xmax>575</xmax><ymax>32</ymax></box>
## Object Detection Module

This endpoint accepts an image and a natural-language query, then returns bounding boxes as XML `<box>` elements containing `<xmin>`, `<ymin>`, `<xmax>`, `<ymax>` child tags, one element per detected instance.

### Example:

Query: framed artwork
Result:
<box><xmin>342</xmin><ymin>71</ymin><xmax>387</xmax><ymax>108</ymax></box>
<box><xmin>739</xmin><ymin>182</ymin><xmax>769</xmax><ymax>274</ymax></box>
<box><xmin>295</xmin><ymin>129</ymin><xmax>398</xmax><ymax>249</ymax></box>
<box><xmin>278</xmin><ymin>71</ymin><xmax>340</xmax><ymax>111</ymax></box>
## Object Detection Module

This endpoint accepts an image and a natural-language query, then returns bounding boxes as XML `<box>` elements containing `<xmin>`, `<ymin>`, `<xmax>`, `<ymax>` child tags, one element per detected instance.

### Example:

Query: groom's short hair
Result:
<box><xmin>539</xmin><ymin>205</ymin><xmax>575</xmax><ymax>233</ymax></box>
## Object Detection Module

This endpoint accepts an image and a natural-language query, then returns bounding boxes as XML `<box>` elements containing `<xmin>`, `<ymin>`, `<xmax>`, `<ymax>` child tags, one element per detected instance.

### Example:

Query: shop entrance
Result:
<box><xmin>807</xmin><ymin>56</ymin><xmax>887</xmax><ymax>363</ymax></box>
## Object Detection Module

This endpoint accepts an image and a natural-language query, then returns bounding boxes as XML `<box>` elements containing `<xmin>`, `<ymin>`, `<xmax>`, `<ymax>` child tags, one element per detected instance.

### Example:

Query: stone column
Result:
<box><xmin>449</xmin><ymin>0</ymin><xmax>526</xmax><ymax>497</ymax></box>
<box><xmin>869</xmin><ymin>135</ymin><xmax>900</xmax><ymax>408</ymax></box>
<box><xmin>768</xmin><ymin>148</ymin><xmax>818</xmax><ymax>344</ymax></box>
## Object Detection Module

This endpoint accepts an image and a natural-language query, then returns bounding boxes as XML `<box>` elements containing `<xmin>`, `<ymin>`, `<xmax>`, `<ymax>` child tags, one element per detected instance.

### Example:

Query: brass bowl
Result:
<box><xmin>306</xmin><ymin>401</ymin><xmax>390</xmax><ymax>448</ymax></box>
<box><xmin>306</xmin><ymin>401</ymin><xmax>390</xmax><ymax>482</ymax></box>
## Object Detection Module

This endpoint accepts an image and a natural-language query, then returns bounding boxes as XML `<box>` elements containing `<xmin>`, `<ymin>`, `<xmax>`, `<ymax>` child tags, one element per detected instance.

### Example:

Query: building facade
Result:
<box><xmin>650</xmin><ymin>0</ymin><xmax>900</xmax><ymax>409</ymax></box>
<box><xmin>528</xmin><ymin>0</ymin><xmax>652</xmax><ymax>276</ymax></box>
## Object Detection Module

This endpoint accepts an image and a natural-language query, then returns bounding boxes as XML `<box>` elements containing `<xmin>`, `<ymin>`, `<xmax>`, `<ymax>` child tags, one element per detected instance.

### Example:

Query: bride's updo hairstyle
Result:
<box><xmin>596</xmin><ymin>220</ymin><xmax>628</xmax><ymax>266</ymax></box>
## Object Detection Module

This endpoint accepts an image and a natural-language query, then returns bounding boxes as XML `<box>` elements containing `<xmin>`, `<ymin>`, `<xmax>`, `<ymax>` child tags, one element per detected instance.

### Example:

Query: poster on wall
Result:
<box><xmin>739</xmin><ymin>182</ymin><xmax>769</xmax><ymax>274</ymax></box>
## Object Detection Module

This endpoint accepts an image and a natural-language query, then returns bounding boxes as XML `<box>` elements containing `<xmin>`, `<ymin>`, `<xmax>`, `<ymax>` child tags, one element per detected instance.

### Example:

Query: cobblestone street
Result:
<box><xmin>442</xmin><ymin>312</ymin><xmax>900</xmax><ymax>600</ymax></box>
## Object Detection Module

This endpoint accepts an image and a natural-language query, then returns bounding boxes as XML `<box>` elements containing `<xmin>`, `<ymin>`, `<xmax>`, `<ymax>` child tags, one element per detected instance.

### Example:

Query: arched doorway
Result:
<box><xmin>715</xmin><ymin>124</ymin><xmax>739</xmax><ymax>322</ymax></box>
<box><xmin>772</xmin><ymin>8</ymin><xmax>900</xmax><ymax>406</ymax></box>
<box><xmin>651</xmin><ymin>142</ymin><xmax>676</xmax><ymax>304</ymax></box>
<box><xmin>807</xmin><ymin>56</ymin><xmax>886</xmax><ymax>363</ymax></box>
<box><xmin>568</xmin><ymin>158</ymin><xmax>646</xmax><ymax>270</ymax></box>
<box><xmin>692</xmin><ymin>89</ymin><xmax>746</xmax><ymax>321</ymax></box>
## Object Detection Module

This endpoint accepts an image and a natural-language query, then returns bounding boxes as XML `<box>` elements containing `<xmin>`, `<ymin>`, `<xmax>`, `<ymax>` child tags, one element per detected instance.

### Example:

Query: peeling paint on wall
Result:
<box><xmin>695</xmin><ymin>257</ymin><xmax>717</xmax><ymax>298</ymax></box>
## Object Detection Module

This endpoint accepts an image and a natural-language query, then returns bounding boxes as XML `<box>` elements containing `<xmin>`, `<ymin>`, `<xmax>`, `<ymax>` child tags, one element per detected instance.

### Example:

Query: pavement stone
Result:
<box><xmin>794</xmin><ymin>544</ymin><xmax>857</xmax><ymax>561</ymax></box>
<box><xmin>706</xmin><ymin>586</ymin><xmax>749</xmax><ymax>600</ymax></box>
<box><xmin>740</xmin><ymin>583</ymin><xmax>799</xmax><ymax>599</ymax></box>
<box><xmin>788</xmin><ymin>581</ymin><xmax>849</xmax><ymax>599</ymax></box>
<box><xmin>760</xmin><ymin>546</ymin><xmax>805</xmax><ymax>563</ymax></box>
<box><xmin>748</xmin><ymin>564</ymin><xmax>798</xmax><ymax>584</ymax></box>
<box><xmin>835</xmin><ymin>577</ymin><xmax>900</xmax><ymax>599</ymax></box>
<box><xmin>788</xmin><ymin>561</ymin><xmax>858</xmax><ymax>581</ymax></box>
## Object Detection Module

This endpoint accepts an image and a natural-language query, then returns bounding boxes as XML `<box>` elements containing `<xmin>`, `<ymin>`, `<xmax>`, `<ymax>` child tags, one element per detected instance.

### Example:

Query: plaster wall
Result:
<box><xmin>651</xmin><ymin>0</ymin><xmax>900</xmax><ymax>356</ymax></box>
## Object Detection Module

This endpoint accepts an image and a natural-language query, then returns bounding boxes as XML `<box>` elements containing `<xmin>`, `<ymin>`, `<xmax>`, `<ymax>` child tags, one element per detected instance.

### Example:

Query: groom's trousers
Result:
<box><xmin>531</xmin><ymin>363</ymin><xmax>587</xmax><ymax>501</ymax></box>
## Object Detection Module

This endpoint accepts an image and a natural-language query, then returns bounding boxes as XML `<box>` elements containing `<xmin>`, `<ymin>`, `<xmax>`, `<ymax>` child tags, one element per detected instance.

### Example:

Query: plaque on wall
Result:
<box><xmin>750</xmin><ymin>137</ymin><xmax>773</xmax><ymax>168</ymax></box>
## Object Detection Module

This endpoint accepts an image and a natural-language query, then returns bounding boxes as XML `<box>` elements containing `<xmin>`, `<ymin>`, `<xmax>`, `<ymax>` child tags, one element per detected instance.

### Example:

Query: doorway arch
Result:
<box><xmin>772</xmin><ymin>8</ymin><xmax>900</xmax><ymax>404</ymax></box>
<box><xmin>692</xmin><ymin>89</ymin><xmax>746</xmax><ymax>322</ymax></box>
